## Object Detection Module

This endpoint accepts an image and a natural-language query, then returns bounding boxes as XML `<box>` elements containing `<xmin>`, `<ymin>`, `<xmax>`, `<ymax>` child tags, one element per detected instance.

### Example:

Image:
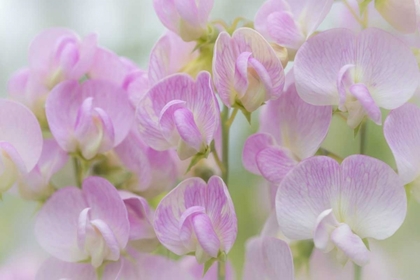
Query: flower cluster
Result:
<box><xmin>2</xmin><ymin>0</ymin><xmax>420</xmax><ymax>279</ymax></box>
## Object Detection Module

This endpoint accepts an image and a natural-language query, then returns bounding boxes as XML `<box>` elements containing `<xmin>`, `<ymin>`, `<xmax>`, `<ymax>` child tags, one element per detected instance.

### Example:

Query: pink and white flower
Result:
<box><xmin>45</xmin><ymin>80</ymin><xmax>134</xmax><ymax>160</ymax></box>
<box><xmin>136</xmin><ymin>72</ymin><xmax>219</xmax><ymax>160</ymax></box>
<box><xmin>243</xmin><ymin>236</ymin><xmax>294</xmax><ymax>280</ymax></box>
<box><xmin>153</xmin><ymin>0</ymin><xmax>214</xmax><ymax>41</ymax></box>
<box><xmin>213</xmin><ymin>28</ymin><xmax>285</xmax><ymax>113</ymax></box>
<box><xmin>255</xmin><ymin>0</ymin><xmax>334</xmax><ymax>50</ymax></box>
<box><xmin>0</xmin><ymin>99</ymin><xmax>43</xmax><ymax>194</ymax></box>
<box><xmin>384</xmin><ymin>103</ymin><xmax>420</xmax><ymax>201</ymax></box>
<box><xmin>35</xmin><ymin>176</ymin><xmax>130</xmax><ymax>268</ymax></box>
<box><xmin>18</xmin><ymin>139</ymin><xmax>68</xmax><ymax>200</ymax></box>
<box><xmin>294</xmin><ymin>28</ymin><xmax>419</xmax><ymax>128</ymax></box>
<box><xmin>242</xmin><ymin>71</ymin><xmax>331</xmax><ymax>183</ymax></box>
<box><xmin>154</xmin><ymin>176</ymin><xmax>237</xmax><ymax>263</ymax></box>
<box><xmin>276</xmin><ymin>155</ymin><xmax>406</xmax><ymax>266</ymax></box>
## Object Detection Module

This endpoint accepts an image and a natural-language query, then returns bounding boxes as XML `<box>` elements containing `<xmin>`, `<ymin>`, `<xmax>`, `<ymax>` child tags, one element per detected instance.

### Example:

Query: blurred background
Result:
<box><xmin>0</xmin><ymin>0</ymin><xmax>419</xmax><ymax>279</ymax></box>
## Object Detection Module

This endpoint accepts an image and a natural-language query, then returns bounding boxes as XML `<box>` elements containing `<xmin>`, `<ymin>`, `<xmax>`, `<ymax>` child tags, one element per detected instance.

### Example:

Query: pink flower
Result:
<box><xmin>45</xmin><ymin>80</ymin><xmax>134</xmax><ymax>160</ymax></box>
<box><xmin>88</xmin><ymin>47</ymin><xmax>150</xmax><ymax>107</ymax></box>
<box><xmin>0</xmin><ymin>99</ymin><xmax>43</xmax><ymax>194</ymax></box>
<box><xmin>18</xmin><ymin>139</ymin><xmax>68</xmax><ymax>200</ymax></box>
<box><xmin>213</xmin><ymin>28</ymin><xmax>285</xmax><ymax>113</ymax></box>
<box><xmin>148</xmin><ymin>31</ymin><xmax>198</xmax><ymax>85</ymax></box>
<box><xmin>8</xmin><ymin>28</ymin><xmax>97</xmax><ymax>119</ymax></box>
<box><xmin>154</xmin><ymin>176</ymin><xmax>237</xmax><ymax>263</ymax></box>
<box><xmin>242</xmin><ymin>71</ymin><xmax>331</xmax><ymax>183</ymax></box>
<box><xmin>294</xmin><ymin>28</ymin><xmax>419</xmax><ymax>128</ymax></box>
<box><xmin>136</xmin><ymin>72</ymin><xmax>219</xmax><ymax>160</ymax></box>
<box><xmin>255</xmin><ymin>0</ymin><xmax>334</xmax><ymax>49</ymax></box>
<box><xmin>384</xmin><ymin>103</ymin><xmax>420</xmax><ymax>201</ymax></box>
<box><xmin>371</xmin><ymin>0</ymin><xmax>419</xmax><ymax>33</ymax></box>
<box><xmin>153</xmin><ymin>0</ymin><xmax>214</xmax><ymax>41</ymax></box>
<box><xmin>114</xmin><ymin>130</ymin><xmax>178</xmax><ymax>198</ymax></box>
<box><xmin>35</xmin><ymin>176</ymin><xmax>130</xmax><ymax>268</ymax></box>
<box><xmin>243</xmin><ymin>236</ymin><xmax>294</xmax><ymax>280</ymax></box>
<box><xmin>276</xmin><ymin>155</ymin><xmax>407</xmax><ymax>266</ymax></box>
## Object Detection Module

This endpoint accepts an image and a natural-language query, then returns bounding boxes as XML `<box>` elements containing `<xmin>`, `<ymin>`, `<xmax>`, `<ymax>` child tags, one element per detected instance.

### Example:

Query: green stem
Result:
<box><xmin>217</xmin><ymin>260</ymin><xmax>226</xmax><ymax>280</ymax></box>
<box><xmin>221</xmin><ymin>106</ymin><xmax>231</xmax><ymax>184</ymax></box>
<box><xmin>73</xmin><ymin>156</ymin><xmax>88</xmax><ymax>187</ymax></box>
<box><xmin>354</xmin><ymin>263</ymin><xmax>362</xmax><ymax>280</ymax></box>
<box><xmin>343</xmin><ymin>0</ymin><xmax>367</xmax><ymax>28</ymax></box>
<box><xmin>225</xmin><ymin>108</ymin><xmax>238</xmax><ymax>128</ymax></box>
<box><xmin>360</xmin><ymin>122</ymin><xmax>367</xmax><ymax>155</ymax></box>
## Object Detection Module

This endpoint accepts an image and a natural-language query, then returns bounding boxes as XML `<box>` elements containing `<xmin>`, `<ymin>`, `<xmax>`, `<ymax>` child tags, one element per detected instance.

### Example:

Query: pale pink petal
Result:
<box><xmin>349</xmin><ymin>83</ymin><xmax>382</xmax><ymax>125</ymax></box>
<box><xmin>339</xmin><ymin>155</ymin><xmax>406</xmax><ymax>240</ymax></box>
<box><xmin>254</xmin><ymin>0</ymin><xmax>290</xmax><ymax>40</ymax></box>
<box><xmin>212</xmin><ymin>32</ymin><xmax>238</xmax><ymax>107</ymax></box>
<box><xmin>153</xmin><ymin>0</ymin><xmax>181</xmax><ymax>34</ymax></box>
<box><xmin>313</xmin><ymin>209</ymin><xmax>339</xmax><ymax>252</ymax></box>
<box><xmin>266</xmin><ymin>11</ymin><xmax>304</xmax><ymax>49</ymax></box>
<box><xmin>233</xmin><ymin>28</ymin><xmax>285</xmax><ymax>99</ymax></box>
<box><xmin>191</xmin><ymin>213</ymin><xmax>221</xmax><ymax>258</ymax></box>
<box><xmin>355</xmin><ymin>28</ymin><xmax>419</xmax><ymax>109</ymax></box>
<box><xmin>0</xmin><ymin>99</ymin><xmax>43</xmax><ymax>172</ymax></box>
<box><xmin>260</xmin><ymin>74</ymin><xmax>332</xmax><ymax>160</ymax></box>
<box><xmin>35</xmin><ymin>187</ymin><xmax>88</xmax><ymax>262</ymax></box>
<box><xmin>276</xmin><ymin>156</ymin><xmax>341</xmax><ymax>239</ymax></box>
<box><xmin>136</xmin><ymin>254</ymin><xmax>195</xmax><ymax>280</ymax></box>
<box><xmin>294</xmin><ymin>28</ymin><xmax>356</xmax><ymax>106</ymax></box>
<box><xmin>69</xmin><ymin>33</ymin><xmax>98</xmax><ymax>79</ymax></box>
<box><xmin>375</xmin><ymin>0</ymin><xmax>419</xmax><ymax>33</ymax></box>
<box><xmin>148</xmin><ymin>31</ymin><xmax>197</xmax><ymax>85</ymax></box>
<box><xmin>206</xmin><ymin>176</ymin><xmax>237</xmax><ymax>253</ymax></box>
<box><xmin>289</xmin><ymin>0</ymin><xmax>334</xmax><ymax>36</ymax></box>
<box><xmin>83</xmin><ymin>177</ymin><xmax>130</xmax><ymax>248</ymax></box>
<box><xmin>331</xmin><ymin>224</ymin><xmax>370</xmax><ymax>266</ymax></box>
<box><xmin>242</xmin><ymin>133</ymin><xmax>276</xmax><ymax>175</ymax></box>
<box><xmin>174</xmin><ymin>107</ymin><xmax>204</xmax><ymax>152</ymax></box>
<box><xmin>256</xmin><ymin>147</ymin><xmax>298</xmax><ymax>183</ymax></box>
<box><xmin>36</xmin><ymin>257</ymin><xmax>96</xmax><ymax>280</ymax></box>
<box><xmin>384</xmin><ymin>103</ymin><xmax>420</xmax><ymax>184</ymax></box>
<box><xmin>243</xmin><ymin>236</ymin><xmax>294</xmax><ymax>280</ymax></box>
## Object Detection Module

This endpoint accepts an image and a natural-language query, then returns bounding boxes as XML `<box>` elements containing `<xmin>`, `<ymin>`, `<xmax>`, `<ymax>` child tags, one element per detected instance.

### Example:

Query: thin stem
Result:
<box><xmin>217</xmin><ymin>260</ymin><xmax>226</xmax><ymax>280</ymax></box>
<box><xmin>225</xmin><ymin>108</ymin><xmax>238</xmax><ymax>128</ymax></box>
<box><xmin>211</xmin><ymin>141</ymin><xmax>226</xmax><ymax>175</ymax></box>
<box><xmin>221</xmin><ymin>106</ymin><xmax>230</xmax><ymax>184</ymax></box>
<box><xmin>73</xmin><ymin>157</ymin><xmax>83</xmax><ymax>187</ymax></box>
<box><xmin>354</xmin><ymin>263</ymin><xmax>362</xmax><ymax>280</ymax></box>
<box><xmin>359</xmin><ymin>122</ymin><xmax>367</xmax><ymax>155</ymax></box>
<box><xmin>317</xmin><ymin>147</ymin><xmax>344</xmax><ymax>163</ymax></box>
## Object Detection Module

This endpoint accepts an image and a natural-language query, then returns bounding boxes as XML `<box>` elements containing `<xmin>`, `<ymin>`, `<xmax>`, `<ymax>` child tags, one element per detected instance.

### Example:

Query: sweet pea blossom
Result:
<box><xmin>384</xmin><ymin>103</ymin><xmax>420</xmax><ymax>201</ymax></box>
<box><xmin>114</xmin><ymin>130</ymin><xmax>178</xmax><ymax>198</ymax></box>
<box><xmin>136</xmin><ymin>72</ymin><xmax>219</xmax><ymax>160</ymax></box>
<box><xmin>45</xmin><ymin>80</ymin><xmax>134</xmax><ymax>160</ymax></box>
<box><xmin>18</xmin><ymin>139</ymin><xmax>68</xmax><ymax>201</ymax></box>
<box><xmin>276</xmin><ymin>155</ymin><xmax>406</xmax><ymax>266</ymax></box>
<box><xmin>242</xmin><ymin>71</ymin><xmax>331</xmax><ymax>183</ymax></box>
<box><xmin>255</xmin><ymin>0</ymin><xmax>334</xmax><ymax>50</ymax></box>
<box><xmin>149</xmin><ymin>31</ymin><xmax>198</xmax><ymax>85</ymax></box>
<box><xmin>362</xmin><ymin>0</ymin><xmax>420</xmax><ymax>33</ymax></box>
<box><xmin>0</xmin><ymin>99</ymin><xmax>43</xmax><ymax>194</ymax></box>
<box><xmin>213</xmin><ymin>28</ymin><xmax>285</xmax><ymax>113</ymax></box>
<box><xmin>8</xmin><ymin>28</ymin><xmax>97</xmax><ymax>120</ymax></box>
<box><xmin>153</xmin><ymin>0</ymin><xmax>213</xmax><ymax>41</ymax></box>
<box><xmin>35</xmin><ymin>176</ymin><xmax>130</xmax><ymax>268</ymax></box>
<box><xmin>243</xmin><ymin>236</ymin><xmax>294</xmax><ymax>280</ymax></box>
<box><xmin>294</xmin><ymin>28</ymin><xmax>419</xmax><ymax>128</ymax></box>
<box><xmin>154</xmin><ymin>176</ymin><xmax>237</xmax><ymax>263</ymax></box>
<box><xmin>88</xmin><ymin>47</ymin><xmax>150</xmax><ymax>107</ymax></box>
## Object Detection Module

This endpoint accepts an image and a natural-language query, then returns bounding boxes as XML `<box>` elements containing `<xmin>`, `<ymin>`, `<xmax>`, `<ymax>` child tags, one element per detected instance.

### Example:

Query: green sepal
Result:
<box><xmin>358</xmin><ymin>0</ymin><xmax>372</xmax><ymax>16</ymax></box>
<box><xmin>362</xmin><ymin>238</ymin><xmax>370</xmax><ymax>250</ymax></box>
<box><xmin>203</xmin><ymin>258</ymin><xmax>217</xmax><ymax>277</ymax></box>
<box><xmin>232</xmin><ymin>102</ymin><xmax>252</xmax><ymax>124</ymax></box>
<box><xmin>185</xmin><ymin>146</ymin><xmax>211</xmax><ymax>174</ymax></box>
<box><xmin>353</xmin><ymin>120</ymin><xmax>365</xmax><ymax>138</ymax></box>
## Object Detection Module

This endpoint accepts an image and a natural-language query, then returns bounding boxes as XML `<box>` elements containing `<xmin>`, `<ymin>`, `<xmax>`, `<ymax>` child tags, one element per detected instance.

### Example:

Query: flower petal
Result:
<box><xmin>339</xmin><ymin>155</ymin><xmax>406</xmax><ymax>240</ymax></box>
<box><xmin>35</xmin><ymin>187</ymin><xmax>88</xmax><ymax>262</ymax></box>
<box><xmin>36</xmin><ymin>257</ymin><xmax>96</xmax><ymax>280</ymax></box>
<box><xmin>83</xmin><ymin>177</ymin><xmax>130</xmax><ymax>249</ymax></box>
<box><xmin>0</xmin><ymin>99</ymin><xmax>43</xmax><ymax>172</ymax></box>
<box><xmin>242</xmin><ymin>133</ymin><xmax>276</xmax><ymax>175</ymax></box>
<box><xmin>384</xmin><ymin>103</ymin><xmax>420</xmax><ymax>184</ymax></box>
<box><xmin>276</xmin><ymin>156</ymin><xmax>341</xmax><ymax>239</ymax></box>
<box><xmin>243</xmin><ymin>236</ymin><xmax>294</xmax><ymax>280</ymax></box>
<box><xmin>257</xmin><ymin>147</ymin><xmax>298</xmax><ymax>183</ymax></box>
<box><xmin>375</xmin><ymin>0</ymin><xmax>419</xmax><ymax>33</ymax></box>
<box><xmin>349</xmin><ymin>83</ymin><xmax>382</xmax><ymax>125</ymax></box>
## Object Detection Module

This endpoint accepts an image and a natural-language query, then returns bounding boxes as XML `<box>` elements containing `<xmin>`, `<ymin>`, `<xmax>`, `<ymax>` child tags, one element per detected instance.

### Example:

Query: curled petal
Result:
<box><xmin>242</xmin><ymin>133</ymin><xmax>276</xmax><ymax>175</ymax></box>
<box><xmin>256</xmin><ymin>147</ymin><xmax>297</xmax><ymax>183</ymax></box>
